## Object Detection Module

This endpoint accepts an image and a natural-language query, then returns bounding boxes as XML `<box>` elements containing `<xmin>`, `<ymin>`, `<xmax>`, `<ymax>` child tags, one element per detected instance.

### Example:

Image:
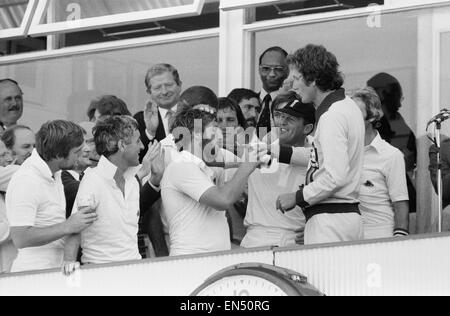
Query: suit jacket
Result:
<box><xmin>61</xmin><ymin>171</ymin><xmax>80</xmax><ymax>219</ymax></box>
<box><xmin>134</xmin><ymin>111</ymin><xmax>166</xmax><ymax>163</ymax></box>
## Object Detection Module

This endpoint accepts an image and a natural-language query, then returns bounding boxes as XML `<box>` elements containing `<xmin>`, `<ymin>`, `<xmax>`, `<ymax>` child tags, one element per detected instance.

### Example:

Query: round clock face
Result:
<box><xmin>195</xmin><ymin>275</ymin><xmax>288</xmax><ymax>296</ymax></box>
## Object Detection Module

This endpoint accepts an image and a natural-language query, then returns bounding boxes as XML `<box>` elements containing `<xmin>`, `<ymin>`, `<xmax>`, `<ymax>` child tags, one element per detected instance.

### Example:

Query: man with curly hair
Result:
<box><xmin>161</xmin><ymin>107</ymin><xmax>267</xmax><ymax>256</ymax></box>
<box><xmin>277</xmin><ymin>45</ymin><xmax>365</xmax><ymax>245</ymax></box>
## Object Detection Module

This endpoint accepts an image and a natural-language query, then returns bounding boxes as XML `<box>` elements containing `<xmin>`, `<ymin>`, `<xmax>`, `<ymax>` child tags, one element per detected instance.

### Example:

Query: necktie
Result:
<box><xmin>257</xmin><ymin>94</ymin><xmax>272</xmax><ymax>138</ymax></box>
<box><xmin>166</xmin><ymin>109</ymin><xmax>175</xmax><ymax>132</ymax></box>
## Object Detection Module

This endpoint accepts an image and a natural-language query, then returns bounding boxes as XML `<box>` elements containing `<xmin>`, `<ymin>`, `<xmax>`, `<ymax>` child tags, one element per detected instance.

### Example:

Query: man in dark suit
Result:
<box><xmin>257</xmin><ymin>47</ymin><xmax>289</xmax><ymax>138</ymax></box>
<box><xmin>134</xmin><ymin>64</ymin><xmax>183</xmax><ymax>162</ymax></box>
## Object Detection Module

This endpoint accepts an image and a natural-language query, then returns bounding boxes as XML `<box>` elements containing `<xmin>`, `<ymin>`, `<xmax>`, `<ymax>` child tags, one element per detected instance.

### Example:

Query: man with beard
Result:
<box><xmin>161</xmin><ymin>107</ymin><xmax>267</xmax><ymax>256</ymax></box>
<box><xmin>6</xmin><ymin>120</ymin><xmax>98</xmax><ymax>272</ymax></box>
<box><xmin>228</xmin><ymin>88</ymin><xmax>261</xmax><ymax>128</ymax></box>
<box><xmin>0</xmin><ymin>79</ymin><xmax>23</xmax><ymax>133</ymax></box>
<box><xmin>1</xmin><ymin>125</ymin><xmax>35</xmax><ymax>165</ymax></box>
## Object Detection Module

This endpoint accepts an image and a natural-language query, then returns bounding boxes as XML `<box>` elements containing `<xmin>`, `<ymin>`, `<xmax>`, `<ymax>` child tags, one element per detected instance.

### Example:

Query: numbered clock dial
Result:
<box><xmin>196</xmin><ymin>275</ymin><xmax>287</xmax><ymax>296</ymax></box>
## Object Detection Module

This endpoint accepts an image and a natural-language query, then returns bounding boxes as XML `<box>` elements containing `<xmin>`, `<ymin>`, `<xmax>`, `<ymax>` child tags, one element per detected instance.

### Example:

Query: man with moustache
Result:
<box><xmin>161</xmin><ymin>107</ymin><xmax>267</xmax><ymax>256</ymax></box>
<box><xmin>228</xmin><ymin>88</ymin><xmax>261</xmax><ymax>128</ymax></box>
<box><xmin>0</xmin><ymin>79</ymin><xmax>23</xmax><ymax>133</ymax></box>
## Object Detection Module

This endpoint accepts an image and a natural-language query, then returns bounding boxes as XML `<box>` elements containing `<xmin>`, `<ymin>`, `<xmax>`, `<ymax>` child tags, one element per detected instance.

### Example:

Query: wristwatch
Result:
<box><xmin>191</xmin><ymin>263</ymin><xmax>324</xmax><ymax>296</ymax></box>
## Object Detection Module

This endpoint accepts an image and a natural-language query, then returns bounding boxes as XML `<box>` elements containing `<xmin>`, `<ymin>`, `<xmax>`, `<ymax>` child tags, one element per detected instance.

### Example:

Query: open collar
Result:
<box><xmin>27</xmin><ymin>149</ymin><xmax>55</xmax><ymax>182</ymax></box>
<box><xmin>315</xmin><ymin>88</ymin><xmax>346</xmax><ymax>123</ymax></box>
<box><xmin>366</xmin><ymin>132</ymin><xmax>384</xmax><ymax>153</ymax></box>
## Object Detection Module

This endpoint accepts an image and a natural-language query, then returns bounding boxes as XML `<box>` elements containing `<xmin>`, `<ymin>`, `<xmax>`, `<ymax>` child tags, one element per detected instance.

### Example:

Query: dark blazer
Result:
<box><xmin>134</xmin><ymin>110</ymin><xmax>169</xmax><ymax>257</ymax></box>
<box><xmin>61</xmin><ymin>171</ymin><xmax>80</xmax><ymax>219</ymax></box>
<box><xmin>134</xmin><ymin>110</ymin><xmax>166</xmax><ymax>163</ymax></box>
<box><xmin>139</xmin><ymin>180</ymin><xmax>168</xmax><ymax>257</ymax></box>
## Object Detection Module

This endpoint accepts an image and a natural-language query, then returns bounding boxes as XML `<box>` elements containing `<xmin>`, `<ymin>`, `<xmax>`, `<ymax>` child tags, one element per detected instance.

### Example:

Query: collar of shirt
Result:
<box><xmin>260</xmin><ymin>89</ymin><xmax>279</xmax><ymax>104</ymax></box>
<box><xmin>96</xmin><ymin>156</ymin><xmax>137</xmax><ymax>182</ymax></box>
<box><xmin>67</xmin><ymin>170</ymin><xmax>80</xmax><ymax>181</ymax></box>
<box><xmin>159</xmin><ymin>104</ymin><xmax>178</xmax><ymax>119</ymax></box>
<box><xmin>27</xmin><ymin>149</ymin><xmax>56</xmax><ymax>182</ymax></box>
<box><xmin>366</xmin><ymin>132</ymin><xmax>384</xmax><ymax>154</ymax></box>
<box><xmin>178</xmin><ymin>150</ymin><xmax>216</xmax><ymax>183</ymax></box>
<box><xmin>315</xmin><ymin>88</ymin><xmax>346</xmax><ymax>123</ymax></box>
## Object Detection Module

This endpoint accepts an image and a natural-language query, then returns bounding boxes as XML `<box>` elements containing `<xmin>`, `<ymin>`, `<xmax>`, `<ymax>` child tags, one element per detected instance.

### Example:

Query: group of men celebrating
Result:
<box><xmin>0</xmin><ymin>43</ymin><xmax>412</xmax><ymax>276</ymax></box>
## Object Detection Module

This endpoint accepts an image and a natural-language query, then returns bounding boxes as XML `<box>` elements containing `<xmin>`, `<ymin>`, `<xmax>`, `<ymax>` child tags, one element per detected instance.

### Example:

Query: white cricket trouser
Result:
<box><xmin>241</xmin><ymin>226</ymin><xmax>301</xmax><ymax>248</ymax></box>
<box><xmin>363</xmin><ymin>223</ymin><xmax>394</xmax><ymax>240</ymax></box>
<box><xmin>305</xmin><ymin>213</ymin><xmax>363</xmax><ymax>245</ymax></box>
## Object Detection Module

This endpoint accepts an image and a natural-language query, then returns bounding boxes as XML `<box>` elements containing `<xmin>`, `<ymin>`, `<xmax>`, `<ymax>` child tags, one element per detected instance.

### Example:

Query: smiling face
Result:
<box><xmin>0</xmin><ymin>81</ymin><xmax>23</xmax><ymax>126</ymax></box>
<box><xmin>148</xmin><ymin>72</ymin><xmax>182</xmax><ymax>110</ymax></box>
<box><xmin>259</xmin><ymin>51</ymin><xmax>289</xmax><ymax>93</ymax></box>
<box><xmin>75</xmin><ymin>135</ymin><xmax>95</xmax><ymax>171</ymax></box>
<box><xmin>0</xmin><ymin>140</ymin><xmax>13</xmax><ymax>167</ymax></box>
<box><xmin>273</xmin><ymin>107</ymin><xmax>311</xmax><ymax>147</ymax></box>
<box><xmin>122</xmin><ymin>129</ymin><xmax>144</xmax><ymax>167</ymax></box>
<box><xmin>11</xmin><ymin>128</ymin><xmax>35</xmax><ymax>165</ymax></box>
<box><xmin>288</xmin><ymin>66</ymin><xmax>317</xmax><ymax>105</ymax></box>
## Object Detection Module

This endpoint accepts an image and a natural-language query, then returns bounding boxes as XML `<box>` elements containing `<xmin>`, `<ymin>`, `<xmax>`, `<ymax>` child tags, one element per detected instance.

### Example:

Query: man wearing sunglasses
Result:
<box><xmin>257</xmin><ymin>47</ymin><xmax>290</xmax><ymax>138</ymax></box>
<box><xmin>0</xmin><ymin>79</ymin><xmax>23</xmax><ymax>133</ymax></box>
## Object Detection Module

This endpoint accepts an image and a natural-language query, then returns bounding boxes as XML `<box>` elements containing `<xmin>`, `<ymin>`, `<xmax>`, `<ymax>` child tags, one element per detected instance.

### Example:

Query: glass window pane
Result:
<box><xmin>0</xmin><ymin>0</ymin><xmax>30</xmax><ymax>30</ymax></box>
<box><xmin>253</xmin><ymin>8</ymin><xmax>434</xmax><ymax>232</ymax></box>
<box><xmin>0</xmin><ymin>36</ymin><xmax>219</xmax><ymax>131</ymax></box>
<box><xmin>441</xmin><ymin>32</ymin><xmax>450</xmax><ymax>136</ymax></box>
<box><xmin>40</xmin><ymin>0</ymin><xmax>197</xmax><ymax>24</ymax></box>
<box><xmin>254</xmin><ymin>10</ymin><xmax>419</xmax><ymax>132</ymax></box>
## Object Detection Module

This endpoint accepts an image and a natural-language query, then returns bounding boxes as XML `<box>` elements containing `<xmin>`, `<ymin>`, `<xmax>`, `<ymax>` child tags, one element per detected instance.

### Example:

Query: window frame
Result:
<box><xmin>27</xmin><ymin>0</ymin><xmax>206</xmax><ymax>36</ymax></box>
<box><xmin>0</xmin><ymin>0</ymin><xmax>38</xmax><ymax>40</ymax></box>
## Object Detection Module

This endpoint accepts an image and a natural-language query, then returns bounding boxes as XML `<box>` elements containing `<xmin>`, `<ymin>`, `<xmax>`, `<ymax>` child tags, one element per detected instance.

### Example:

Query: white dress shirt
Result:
<box><xmin>73</xmin><ymin>156</ymin><xmax>142</xmax><ymax>264</ymax></box>
<box><xmin>360</xmin><ymin>133</ymin><xmax>409</xmax><ymax>239</ymax></box>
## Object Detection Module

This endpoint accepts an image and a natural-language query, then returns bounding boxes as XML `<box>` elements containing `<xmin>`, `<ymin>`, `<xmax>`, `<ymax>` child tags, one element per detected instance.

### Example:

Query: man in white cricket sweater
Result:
<box><xmin>277</xmin><ymin>44</ymin><xmax>365</xmax><ymax>245</ymax></box>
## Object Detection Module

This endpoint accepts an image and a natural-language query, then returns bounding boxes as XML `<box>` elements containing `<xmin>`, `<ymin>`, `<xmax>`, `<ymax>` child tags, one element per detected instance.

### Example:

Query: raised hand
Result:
<box><xmin>148</xmin><ymin>141</ymin><xmax>165</xmax><ymax>187</ymax></box>
<box><xmin>144</xmin><ymin>99</ymin><xmax>160</xmax><ymax>137</ymax></box>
